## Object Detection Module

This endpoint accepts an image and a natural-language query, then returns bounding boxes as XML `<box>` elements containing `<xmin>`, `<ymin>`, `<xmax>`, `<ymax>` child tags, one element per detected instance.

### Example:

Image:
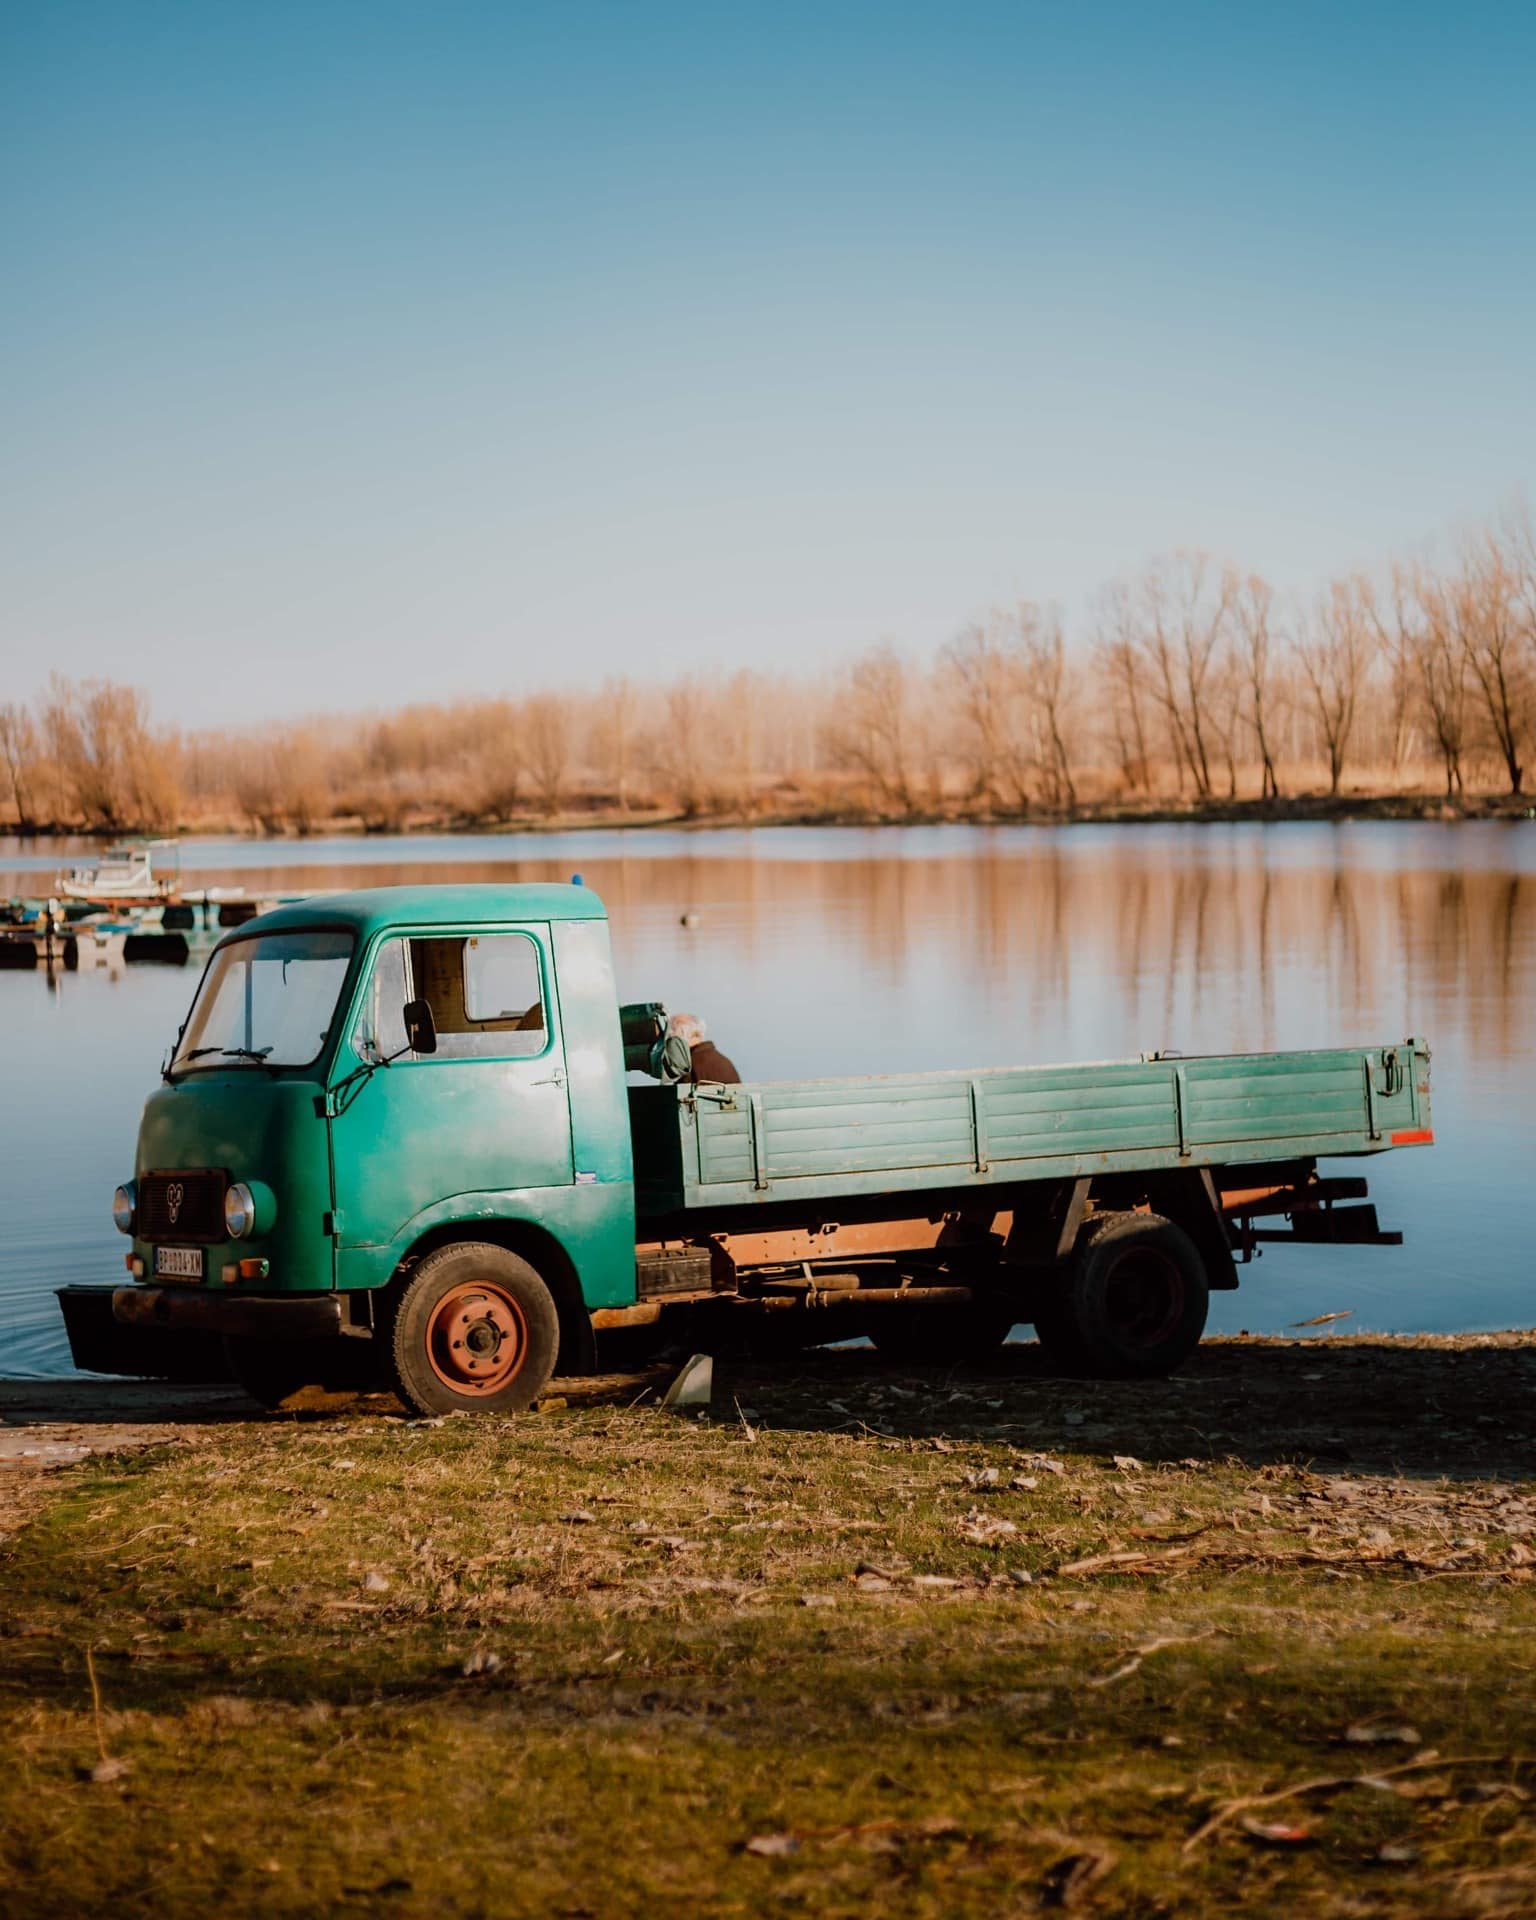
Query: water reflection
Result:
<box><xmin>2</xmin><ymin>824</ymin><xmax>1532</xmax><ymax>1375</ymax></box>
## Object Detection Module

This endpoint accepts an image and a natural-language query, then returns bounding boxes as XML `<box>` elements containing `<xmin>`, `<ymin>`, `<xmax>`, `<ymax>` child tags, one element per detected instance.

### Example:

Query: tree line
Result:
<box><xmin>3</xmin><ymin>509</ymin><xmax>1534</xmax><ymax>835</ymax></box>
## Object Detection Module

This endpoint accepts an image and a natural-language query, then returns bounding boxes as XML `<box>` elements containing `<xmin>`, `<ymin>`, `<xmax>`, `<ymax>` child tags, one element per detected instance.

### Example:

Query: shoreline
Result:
<box><xmin>5</xmin><ymin>1326</ymin><xmax>1534</xmax><ymax>1474</ymax></box>
<box><xmin>5</xmin><ymin>791</ymin><xmax>1536</xmax><ymax>845</ymax></box>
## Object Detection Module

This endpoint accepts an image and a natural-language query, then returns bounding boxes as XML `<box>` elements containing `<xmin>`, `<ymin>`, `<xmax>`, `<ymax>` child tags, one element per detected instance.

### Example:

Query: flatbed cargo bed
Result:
<box><xmin>631</xmin><ymin>1038</ymin><xmax>1431</xmax><ymax>1220</ymax></box>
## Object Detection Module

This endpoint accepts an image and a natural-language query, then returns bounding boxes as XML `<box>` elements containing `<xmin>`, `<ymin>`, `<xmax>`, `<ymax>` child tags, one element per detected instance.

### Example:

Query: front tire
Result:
<box><xmin>387</xmin><ymin>1242</ymin><xmax>559</xmax><ymax>1416</ymax></box>
<box><xmin>1034</xmin><ymin>1211</ymin><xmax>1209</xmax><ymax>1378</ymax></box>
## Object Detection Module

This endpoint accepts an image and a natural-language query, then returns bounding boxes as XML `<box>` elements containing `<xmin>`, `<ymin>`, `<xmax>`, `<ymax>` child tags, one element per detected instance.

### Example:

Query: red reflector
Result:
<box><xmin>1389</xmin><ymin>1128</ymin><xmax>1434</xmax><ymax>1145</ymax></box>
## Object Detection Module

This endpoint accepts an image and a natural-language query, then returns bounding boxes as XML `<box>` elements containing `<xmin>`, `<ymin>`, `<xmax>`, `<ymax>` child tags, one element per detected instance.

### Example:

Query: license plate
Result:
<box><xmin>155</xmin><ymin>1246</ymin><xmax>203</xmax><ymax>1280</ymax></box>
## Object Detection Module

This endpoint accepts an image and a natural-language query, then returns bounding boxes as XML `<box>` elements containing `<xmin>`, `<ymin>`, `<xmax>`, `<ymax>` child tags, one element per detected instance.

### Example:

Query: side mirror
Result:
<box><xmin>403</xmin><ymin>998</ymin><xmax>437</xmax><ymax>1055</ymax></box>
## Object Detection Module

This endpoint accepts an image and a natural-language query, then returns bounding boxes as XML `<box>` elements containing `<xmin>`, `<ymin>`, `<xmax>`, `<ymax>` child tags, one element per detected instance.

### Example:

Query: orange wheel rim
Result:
<box><xmin>426</xmin><ymin>1281</ymin><xmax>529</xmax><ymax>1394</ymax></box>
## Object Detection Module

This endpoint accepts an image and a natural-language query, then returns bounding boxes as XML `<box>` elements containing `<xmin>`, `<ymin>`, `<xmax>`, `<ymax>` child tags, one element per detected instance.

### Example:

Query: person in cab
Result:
<box><xmin>667</xmin><ymin>1011</ymin><xmax>740</xmax><ymax>1084</ymax></box>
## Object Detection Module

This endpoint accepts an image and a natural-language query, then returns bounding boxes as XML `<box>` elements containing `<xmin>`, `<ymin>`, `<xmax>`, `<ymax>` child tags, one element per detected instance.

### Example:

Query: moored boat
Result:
<box><xmin>56</xmin><ymin>840</ymin><xmax>182</xmax><ymax>903</ymax></box>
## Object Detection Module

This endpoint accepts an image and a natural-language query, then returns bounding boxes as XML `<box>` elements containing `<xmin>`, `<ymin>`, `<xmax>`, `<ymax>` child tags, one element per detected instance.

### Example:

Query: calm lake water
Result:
<box><xmin>2</xmin><ymin>822</ymin><xmax>1532</xmax><ymax>1377</ymax></box>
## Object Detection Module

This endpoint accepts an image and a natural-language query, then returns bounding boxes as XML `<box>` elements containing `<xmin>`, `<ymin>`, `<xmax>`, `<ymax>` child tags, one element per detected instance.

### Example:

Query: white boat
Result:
<box><xmin>57</xmin><ymin>840</ymin><xmax>181</xmax><ymax>902</ymax></box>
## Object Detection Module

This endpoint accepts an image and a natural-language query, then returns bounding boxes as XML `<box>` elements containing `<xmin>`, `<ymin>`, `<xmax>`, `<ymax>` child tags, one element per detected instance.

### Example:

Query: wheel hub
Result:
<box><xmin>426</xmin><ymin>1282</ymin><xmax>528</xmax><ymax>1394</ymax></box>
<box><xmin>1104</xmin><ymin>1248</ymin><xmax>1184</xmax><ymax>1349</ymax></box>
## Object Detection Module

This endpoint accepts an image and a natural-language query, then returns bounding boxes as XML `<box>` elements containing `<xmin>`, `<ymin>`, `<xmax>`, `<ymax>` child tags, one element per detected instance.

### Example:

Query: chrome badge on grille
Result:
<box><xmin>166</xmin><ymin>1181</ymin><xmax>184</xmax><ymax>1226</ymax></box>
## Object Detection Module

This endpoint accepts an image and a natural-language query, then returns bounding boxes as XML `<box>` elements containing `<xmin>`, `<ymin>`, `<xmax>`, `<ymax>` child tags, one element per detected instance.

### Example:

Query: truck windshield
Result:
<box><xmin>171</xmin><ymin>929</ymin><xmax>354</xmax><ymax>1073</ymax></box>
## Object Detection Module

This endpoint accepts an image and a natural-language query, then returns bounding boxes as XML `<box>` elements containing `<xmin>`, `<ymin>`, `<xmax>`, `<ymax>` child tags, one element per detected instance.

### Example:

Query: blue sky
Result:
<box><xmin>3</xmin><ymin>1</ymin><xmax>1533</xmax><ymax>723</ymax></box>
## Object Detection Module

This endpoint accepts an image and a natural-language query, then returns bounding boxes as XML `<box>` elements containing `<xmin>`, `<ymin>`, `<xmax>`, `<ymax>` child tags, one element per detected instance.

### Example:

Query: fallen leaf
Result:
<box><xmin>1345</xmin><ymin>1724</ymin><xmax>1421</xmax><ymax>1747</ymax></box>
<box><xmin>1240</xmin><ymin>1818</ymin><xmax>1313</xmax><ymax>1846</ymax></box>
<box><xmin>957</xmin><ymin>1510</ymin><xmax>1019</xmax><ymax>1547</ymax></box>
<box><xmin>744</xmin><ymin>1832</ymin><xmax>799</xmax><ymax>1858</ymax></box>
<box><xmin>1041</xmin><ymin>1846</ymin><xmax>1114</xmax><ymax>1907</ymax></box>
<box><xmin>89</xmin><ymin>1757</ymin><xmax>129</xmax><ymax>1784</ymax></box>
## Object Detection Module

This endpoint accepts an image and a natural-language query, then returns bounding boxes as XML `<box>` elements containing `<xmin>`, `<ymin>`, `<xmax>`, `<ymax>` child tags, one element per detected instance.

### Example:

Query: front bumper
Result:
<box><xmin>58</xmin><ymin>1285</ymin><xmax>228</xmax><ymax>1381</ymax></box>
<box><xmin>112</xmin><ymin>1286</ymin><xmax>345</xmax><ymax>1341</ymax></box>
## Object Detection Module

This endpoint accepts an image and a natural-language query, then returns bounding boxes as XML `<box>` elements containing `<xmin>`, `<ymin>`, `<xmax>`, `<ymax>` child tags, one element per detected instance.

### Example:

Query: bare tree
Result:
<box><xmin>36</xmin><ymin>676</ymin><xmax>174</xmax><ymax>827</ymax></box>
<box><xmin>716</xmin><ymin>668</ymin><xmax>763</xmax><ymax>815</ymax></box>
<box><xmin>942</xmin><ymin>617</ymin><xmax>1032</xmax><ymax>811</ymax></box>
<box><xmin>1509</xmin><ymin>503</ymin><xmax>1536</xmax><ymax>645</ymax></box>
<box><xmin>1407</xmin><ymin>566</ymin><xmax>1471</xmax><ymax>796</ymax></box>
<box><xmin>589</xmin><ymin>677</ymin><xmax>638</xmax><ymax>812</ymax></box>
<box><xmin>1296</xmin><ymin>579</ymin><xmax>1373</xmax><ymax>796</ymax></box>
<box><xmin>1457</xmin><ymin>534</ymin><xmax>1533</xmax><ymax>796</ymax></box>
<box><xmin>1015</xmin><ymin>605</ymin><xmax>1078</xmax><ymax>812</ymax></box>
<box><xmin>825</xmin><ymin>644</ymin><xmax>927</xmax><ymax>815</ymax></box>
<box><xmin>521</xmin><ymin>695</ymin><xmax>571</xmax><ymax>817</ymax></box>
<box><xmin>651</xmin><ymin>679</ymin><xmax>714</xmax><ymax>818</ymax></box>
<box><xmin>0</xmin><ymin>702</ymin><xmax>39</xmax><ymax>827</ymax></box>
<box><xmin>1133</xmin><ymin>554</ymin><xmax>1236</xmax><ymax>800</ymax></box>
<box><xmin>1357</xmin><ymin>567</ymin><xmax>1420</xmax><ymax>777</ymax></box>
<box><xmin>1231</xmin><ymin>574</ymin><xmax>1282</xmax><ymax>799</ymax></box>
<box><xmin>40</xmin><ymin>673</ymin><xmax>80</xmax><ymax>823</ymax></box>
<box><xmin>1094</xmin><ymin>585</ymin><xmax>1153</xmax><ymax>794</ymax></box>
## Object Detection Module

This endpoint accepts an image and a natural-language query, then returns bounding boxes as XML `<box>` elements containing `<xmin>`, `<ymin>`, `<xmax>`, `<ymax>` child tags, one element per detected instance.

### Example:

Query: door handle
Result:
<box><xmin>532</xmin><ymin>1069</ymin><xmax>567</xmax><ymax>1088</ymax></box>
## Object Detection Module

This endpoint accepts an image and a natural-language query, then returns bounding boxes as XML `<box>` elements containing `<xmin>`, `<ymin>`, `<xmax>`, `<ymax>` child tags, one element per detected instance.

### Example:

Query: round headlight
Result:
<box><xmin>112</xmin><ymin>1182</ymin><xmax>137</xmax><ymax>1235</ymax></box>
<box><xmin>224</xmin><ymin>1182</ymin><xmax>256</xmax><ymax>1239</ymax></box>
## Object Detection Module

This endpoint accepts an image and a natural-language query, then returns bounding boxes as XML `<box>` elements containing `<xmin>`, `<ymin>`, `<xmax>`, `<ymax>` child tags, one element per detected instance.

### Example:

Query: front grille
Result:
<box><xmin>139</xmin><ymin>1170</ymin><xmax>227</xmax><ymax>1244</ymax></box>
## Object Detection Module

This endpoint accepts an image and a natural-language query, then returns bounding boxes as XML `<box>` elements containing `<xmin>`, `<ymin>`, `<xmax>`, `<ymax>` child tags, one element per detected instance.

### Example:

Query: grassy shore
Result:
<box><xmin>2</xmin><ymin>1335</ymin><xmax>1534</xmax><ymax>1919</ymax></box>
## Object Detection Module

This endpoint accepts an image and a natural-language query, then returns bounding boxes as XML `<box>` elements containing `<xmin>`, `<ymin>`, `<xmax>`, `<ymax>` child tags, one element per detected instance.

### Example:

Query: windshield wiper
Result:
<box><xmin>182</xmin><ymin>1045</ymin><xmax>274</xmax><ymax>1063</ymax></box>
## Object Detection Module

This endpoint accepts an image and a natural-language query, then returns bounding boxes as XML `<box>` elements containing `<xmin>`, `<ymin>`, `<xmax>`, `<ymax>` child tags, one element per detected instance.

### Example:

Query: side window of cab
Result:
<box><xmin>352</xmin><ymin>937</ymin><xmax>410</xmax><ymax>1061</ymax></box>
<box><xmin>353</xmin><ymin>932</ymin><xmax>549</xmax><ymax>1063</ymax></box>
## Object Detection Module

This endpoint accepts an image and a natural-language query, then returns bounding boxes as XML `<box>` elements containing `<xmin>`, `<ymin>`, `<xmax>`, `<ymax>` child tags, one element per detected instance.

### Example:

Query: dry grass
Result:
<box><xmin>2</xmin><ymin>1336</ymin><xmax>1534</xmax><ymax>1918</ymax></box>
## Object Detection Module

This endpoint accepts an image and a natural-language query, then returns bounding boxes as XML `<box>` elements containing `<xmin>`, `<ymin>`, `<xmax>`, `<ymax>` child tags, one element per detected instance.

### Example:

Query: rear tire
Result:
<box><xmin>1034</xmin><ymin>1211</ymin><xmax>1209</xmax><ymax>1378</ymax></box>
<box><xmin>387</xmin><ymin>1242</ymin><xmax>559</xmax><ymax>1416</ymax></box>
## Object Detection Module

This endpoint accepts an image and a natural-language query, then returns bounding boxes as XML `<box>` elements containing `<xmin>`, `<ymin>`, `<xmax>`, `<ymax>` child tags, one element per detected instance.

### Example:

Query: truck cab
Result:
<box><xmin>94</xmin><ymin>885</ymin><xmax>638</xmax><ymax>1412</ymax></box>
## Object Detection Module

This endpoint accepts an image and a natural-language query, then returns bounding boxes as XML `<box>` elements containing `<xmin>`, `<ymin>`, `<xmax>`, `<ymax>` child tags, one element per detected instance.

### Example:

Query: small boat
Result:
<box><xmin>57</xmin><ymin>840</ymin><xmax>182</xmax><ymax>903</ymax></box>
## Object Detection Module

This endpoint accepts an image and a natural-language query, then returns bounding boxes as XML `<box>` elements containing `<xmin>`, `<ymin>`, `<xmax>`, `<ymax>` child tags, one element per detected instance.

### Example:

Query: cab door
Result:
<box><xmin>328</xmin><ymin>926</ymin><xmax>573</xmax><ymax>1283</ymax></box>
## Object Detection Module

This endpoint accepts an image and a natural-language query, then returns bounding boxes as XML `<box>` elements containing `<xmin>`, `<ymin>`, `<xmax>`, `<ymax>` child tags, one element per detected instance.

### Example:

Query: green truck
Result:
<box><xmin>59</xmin><ymin>883</ymin><xmax>1434</xmax><ymax>1413</ymax></box>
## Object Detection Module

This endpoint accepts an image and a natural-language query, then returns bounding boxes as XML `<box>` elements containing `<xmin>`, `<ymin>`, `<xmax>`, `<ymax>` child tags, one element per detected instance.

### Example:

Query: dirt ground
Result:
<box><xmin>0</xmin><ymin>1380</ymin><xmax>250</xmax><ymax>1542</ymax></box>
<box><xmin>4</xmin><ymin>1329</ymin><xmax>1533</xmax><ymax>1570</ymax></box>
<box><xmin>2</xmin><ymin>1333</ymin><xmax>1533</xmax><ymax>1919</ymax></box>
